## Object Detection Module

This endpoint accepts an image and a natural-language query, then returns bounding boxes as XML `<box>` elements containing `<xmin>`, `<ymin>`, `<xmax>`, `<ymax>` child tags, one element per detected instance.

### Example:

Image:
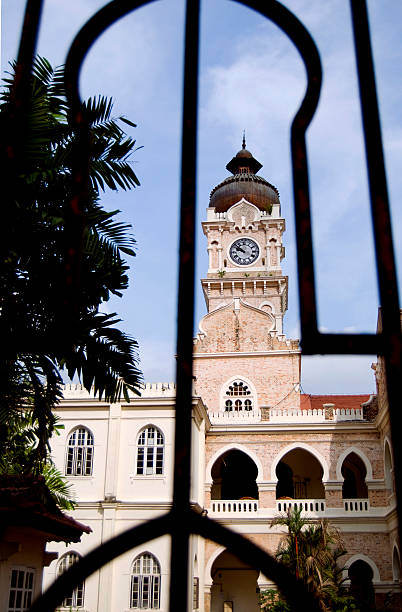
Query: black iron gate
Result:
<box><xmin>6</xmin><ymin>1</ymin><xmax>401</xmax><ymax>610</ymax></box>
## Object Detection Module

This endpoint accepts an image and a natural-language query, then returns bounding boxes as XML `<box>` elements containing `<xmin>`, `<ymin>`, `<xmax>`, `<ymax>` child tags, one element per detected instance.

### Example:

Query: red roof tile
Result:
<box><xmin>300</xmin><ymin>394</ymin><xmax>370</xmax><ymax>410</ymax></box>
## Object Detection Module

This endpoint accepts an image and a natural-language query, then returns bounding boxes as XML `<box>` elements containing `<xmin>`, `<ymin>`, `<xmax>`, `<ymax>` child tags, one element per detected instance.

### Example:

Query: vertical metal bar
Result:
<box><xmin>170</xmin><ymin>0</ymin><xmax>200</xmax><ymax>609</ymax></box>
<box><xmin>12</xmin><ymin>0</ymin><xmax>43</xmax><ymax>108</ymax></box>
<box><xmin>350</xmin><ymin>0</ymin><xmax>402</xmax><ymax>550</ymax></box>
<box><xmin>5</xmin><ymin>0</ymin><xmax>43</xmax><ymax>175</ymax></box>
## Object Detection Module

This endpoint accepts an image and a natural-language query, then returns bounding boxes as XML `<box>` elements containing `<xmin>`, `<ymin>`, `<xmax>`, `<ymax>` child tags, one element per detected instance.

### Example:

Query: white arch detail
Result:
<box><xmin>136</xmin><ymin>424</ymin><xmax>165</xmax><ymax>443</ymax></box>
<box><xmin>206</xmin><ymin>443</ymin><xmax>264</xmax><ymax>484</ymax></box>
<box><xmin>204</xmin><ymin>546</ymin><xmax>226</xmax><ymax>587</ymax></box>
<box><xmin>66</xmin><ymin>425</ymin><xmax>94</xmax><ymax>442</ymax></box>
<box><xmin>227</xmin><ymin>198</ymin><xmax>260</xmax><ymax>222</ymax></box>
<box><xmin>258</xmin><ymin>300</ymin><xmax>276</xmax><ymax>314</ymax></box>
<box><xmin>344</xmin><ymin>554</ymin><xmax>381</xmax><ymax>582</ymax></box>
<box><xmin>384</xmin><ymin>436</ymin><xmax>394</xmax><ymax>465</ymax></box>
<box><xmin>336</xmin><ymin>447</ymin><xmax>373</xmax><ymax>481</ymax></box>
<box><xmin>270</xmin><ymin>442</ymin><xmax>329</xmax><ymax>481</ymax></box>
<box><xmin>204</xmin><ymin>546</ymin><xmax>262</xmax><ymax>587</ymax></box>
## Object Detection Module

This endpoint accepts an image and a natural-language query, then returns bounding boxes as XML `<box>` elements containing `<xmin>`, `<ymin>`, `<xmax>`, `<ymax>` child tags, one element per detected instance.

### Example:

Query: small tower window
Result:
<box><xmin>223</xmin><ymin>380</ymin><xmax>255</xmax><ymax>412</ymax></box>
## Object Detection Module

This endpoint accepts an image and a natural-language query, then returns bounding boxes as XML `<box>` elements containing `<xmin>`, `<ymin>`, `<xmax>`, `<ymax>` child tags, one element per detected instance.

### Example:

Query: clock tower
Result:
<box><xmin>201</xmin><ymin>138</ymin><xmax>288</xmax><ymax>336</ymax></box>
<box><xmin>193</xmin><ymin>140</ymin><xmax>300</xmax><ymax>414</ymax></box>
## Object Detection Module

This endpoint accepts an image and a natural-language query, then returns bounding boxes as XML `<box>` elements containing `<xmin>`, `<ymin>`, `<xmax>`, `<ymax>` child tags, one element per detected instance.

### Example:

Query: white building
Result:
<box><xmin>43</xmin><ymin>144</ymin><xmax>400</xmax><ymax>611</ymax></box>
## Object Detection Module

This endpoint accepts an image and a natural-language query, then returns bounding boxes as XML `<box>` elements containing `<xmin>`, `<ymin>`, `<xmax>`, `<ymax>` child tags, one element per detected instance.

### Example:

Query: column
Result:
<box><xmin>104</xmin><ymin>403</ymin><xmax>121</xmax><ymax>500</ymax></box>
<box><xmin>97</xmin><ymin>504</ymin><xmax>117</xmax><ymax>612</ymax></box>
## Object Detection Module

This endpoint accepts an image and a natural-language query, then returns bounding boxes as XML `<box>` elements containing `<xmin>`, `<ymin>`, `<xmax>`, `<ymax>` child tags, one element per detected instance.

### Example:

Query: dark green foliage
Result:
<box><xmin>0</xmin><ymin>57</ymin><xmax>143</xmax><ymax>482</ymax></box>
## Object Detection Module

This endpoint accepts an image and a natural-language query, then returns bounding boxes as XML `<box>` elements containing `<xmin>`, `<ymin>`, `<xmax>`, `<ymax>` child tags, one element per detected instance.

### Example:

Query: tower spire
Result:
<box><xmin>242</xmin><ymin>130</ymin><xmax>246</xmax><ymax>149</ymax></box>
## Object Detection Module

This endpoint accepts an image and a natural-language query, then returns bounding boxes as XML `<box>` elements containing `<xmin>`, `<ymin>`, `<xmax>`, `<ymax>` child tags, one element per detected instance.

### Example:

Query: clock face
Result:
<box><xmin>229</xmin><ymin>238</ymin><xmax>260</xmax><ymax>266</ymax></box>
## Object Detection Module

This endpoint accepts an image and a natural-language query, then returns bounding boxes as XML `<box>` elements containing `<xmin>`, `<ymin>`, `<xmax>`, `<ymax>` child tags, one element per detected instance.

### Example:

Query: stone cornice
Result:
<box><xmin>208</xmin><ymin>422</ymin><xmax>377</xmax><ymax>434</ymax></box>
<box><xmin>193</xmin><ymin>349</ymin><xmax>300</xmax><ymax>358</ymax></box>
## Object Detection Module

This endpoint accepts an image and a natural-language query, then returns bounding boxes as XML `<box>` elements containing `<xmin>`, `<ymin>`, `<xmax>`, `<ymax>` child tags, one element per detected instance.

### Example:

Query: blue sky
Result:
<box><xmin>2</xmin><ymin>1</ymin><xmax>401</xmax><ymax>393</ymax></box>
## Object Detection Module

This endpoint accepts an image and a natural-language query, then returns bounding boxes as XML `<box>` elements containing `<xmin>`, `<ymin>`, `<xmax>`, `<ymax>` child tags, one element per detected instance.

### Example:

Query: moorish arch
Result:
<box><xmin>209</xmin><ymin>548</ymin><xmax>260</xmax><ymax>612</ymax></box>
<box><xmin>344</xmin><ymin>554</ymin><xmax>381</xmax><ymax>582</ymax></box>
<box><xmin>211</xmin><ymin>449</ymin><xmax>259</xmax><ymax>500</ymax></box>
<box><xmin>206</xmin><ymin>443</ymin><xmax>264</xmax><ymax>485</ymax></box>
<box><xmin>270</xmin><ymin>442</ymin><xmax>329</xmax><ymax>482</ymax></box>
<box><xmin>204</xmin><ymin>545</ymin><xmax>226</xmax><ymax>587</ymax></box>
<box><xmin>336</xmin><ymin>447</ymin><xmax>373</xmax><ymax>481</ymax></box>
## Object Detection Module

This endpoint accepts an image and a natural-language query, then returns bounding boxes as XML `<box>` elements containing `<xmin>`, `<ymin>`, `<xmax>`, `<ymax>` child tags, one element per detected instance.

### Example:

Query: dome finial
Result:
<box><xmin>242</xmin><ymin>130</ymin><xmax>246</xmax><ymax>149</ymax></box>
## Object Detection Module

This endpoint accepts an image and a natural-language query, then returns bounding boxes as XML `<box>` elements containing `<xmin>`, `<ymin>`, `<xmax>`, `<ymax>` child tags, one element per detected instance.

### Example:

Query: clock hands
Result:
<box><xmin>237</xmin><ymin>245</ymin><xmax>246</xmax><ymax>253</ymax></box>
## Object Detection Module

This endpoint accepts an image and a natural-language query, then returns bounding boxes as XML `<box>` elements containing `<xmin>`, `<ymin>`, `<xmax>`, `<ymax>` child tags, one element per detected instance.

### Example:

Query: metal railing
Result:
<box><xmin>5</xmin><ymin>0</ymin><xmax>400</xmax><ymax>611</ymax></box>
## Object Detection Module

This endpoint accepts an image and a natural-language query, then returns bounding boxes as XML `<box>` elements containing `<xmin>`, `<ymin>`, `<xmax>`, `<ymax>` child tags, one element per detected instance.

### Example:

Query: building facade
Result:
<box><xmin>42</xmin><ymin>143</ymin><xmax>400</xmax><ymax>611</ymax></box>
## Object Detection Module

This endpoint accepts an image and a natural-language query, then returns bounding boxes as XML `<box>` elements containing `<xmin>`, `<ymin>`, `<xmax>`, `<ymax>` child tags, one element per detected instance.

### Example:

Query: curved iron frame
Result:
<box><xmin>6</xmin><ymin>0</ymin><xmax>401</xmax><ymax>610</ymax></box>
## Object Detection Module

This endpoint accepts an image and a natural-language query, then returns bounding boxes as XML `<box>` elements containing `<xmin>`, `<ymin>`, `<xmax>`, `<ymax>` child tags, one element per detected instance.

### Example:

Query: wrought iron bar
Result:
<box><xmin>6</xmin><ymin>0</ymin><xmax>44</xmax><ymax>164</ymax></box>
<box><xmin>349</xmin><ymin>0</ymin><xmax>402</xmax><ymax>559</ymax></box>
<box><xmin>169</xmin><ymin>0</ymin><xmax>201</xmax><ymax>609</ymax></box>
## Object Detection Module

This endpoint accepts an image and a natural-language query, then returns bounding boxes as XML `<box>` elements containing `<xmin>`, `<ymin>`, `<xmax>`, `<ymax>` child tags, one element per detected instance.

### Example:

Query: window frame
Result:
<box><xmin>8</xmin><ymin>567</ymin><xmax>35</xmax><ymax>612</ymax></box>
<box><xmin>136</xmin><ymin>426</ymin><xmax>165</xmax><ymax>476</ymax></box>
<box><xmin>65</xmin><ymin>426</ymin><xmax>94</xmax><ymax>477</ymax></box>
<box><xmin>130</xmin><ymin>553</ymin><xmax>161</xmax><ymax>609</ymax></box>
<box><xmin>56</xmin><ymin>552</ymin><xmax>85</xmax><ymax>609</ymax></box>
<box><xmin>221</xmin><ymin>378</ymin><xmax>256</xmax><ymax>413</ymax></box>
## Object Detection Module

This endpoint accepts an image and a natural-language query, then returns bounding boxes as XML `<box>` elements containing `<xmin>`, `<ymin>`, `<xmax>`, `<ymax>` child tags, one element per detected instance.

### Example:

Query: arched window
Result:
<box><xmin>136</xmin><ymin>427</ymin><xmax>164</xmax><ymax>475</ymax></box>
<box><xmin>224</xmin><ymin>380</ymin><xmax>253</xmax><ymax>412</ymax></box>
<box><xmin>66</xmin><ymin>427</ymin><xmax>94</xmax><ymax>476</ymax></box>
<box><xmin>57</xmin><ymin>552</ymin><xmax>85</xmax><ymax>608</ymax></box>
<box><xmin>130</xmin><ymin>553</ymin><xmax>161</xmax><ymax>609</ymax></box>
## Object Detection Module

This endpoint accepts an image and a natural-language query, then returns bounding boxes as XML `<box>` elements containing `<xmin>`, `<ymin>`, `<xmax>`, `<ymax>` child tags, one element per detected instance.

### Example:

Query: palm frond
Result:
<box><xmin>42</xmin><ymin>462</ymin><xmax>76</xmax><ymax>510</ymax></box>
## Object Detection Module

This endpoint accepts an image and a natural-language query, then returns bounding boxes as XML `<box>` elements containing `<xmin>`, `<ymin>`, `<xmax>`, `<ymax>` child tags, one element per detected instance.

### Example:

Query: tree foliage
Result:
<box><xmin>0</xmin><ymin>57</ymin><xmax>143</xmax><ymax>477</ymax></box>
<box><xmin>259</xmin><ymin>507</ymin><xmax>359</xmax><ymax>612</ymax></box>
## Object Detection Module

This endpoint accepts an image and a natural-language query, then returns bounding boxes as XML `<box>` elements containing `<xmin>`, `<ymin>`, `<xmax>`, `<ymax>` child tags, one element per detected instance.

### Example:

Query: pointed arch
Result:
<box><xmin>206</xmin><ymin>443</ymin><xmax>263</xmax><ymax>484</ymax></box>
<box><xmin>336</xmin><ymin>447</ymin><xmax>373</xmax><ymax>481</ymax></box>
<box><xmin>271</xmin><ymin>443</ymin><xmax>329</xmax><ymax>481</ymax></box>
<box><xmin>227</xmin><ymin>198</ymin><xmax>260</xmax><ymax>222</ymax></box>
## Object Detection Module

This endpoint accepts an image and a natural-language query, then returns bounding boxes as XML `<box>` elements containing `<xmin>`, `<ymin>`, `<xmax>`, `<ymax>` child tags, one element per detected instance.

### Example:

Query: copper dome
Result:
<box><xmin>209</xmin><ymin>140</ymin><xmax>279</xmax><ymax>213</ymax></box>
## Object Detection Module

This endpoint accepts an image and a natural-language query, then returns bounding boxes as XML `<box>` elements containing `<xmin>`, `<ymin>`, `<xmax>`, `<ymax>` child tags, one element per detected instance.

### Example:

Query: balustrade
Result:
<box><xmin>276</xmin><ymin>499</ymin><xmax>326</xmax><ymax>516</ymax></box>
<box><xmin>343</xmin><ymin>498</ymin><xmax>370</xmax><ymax>512</ymax></box>
<box><xmin>210</xmin><ymin>500</ymin><xmax>259</xmax><ymax>514</ymax></box>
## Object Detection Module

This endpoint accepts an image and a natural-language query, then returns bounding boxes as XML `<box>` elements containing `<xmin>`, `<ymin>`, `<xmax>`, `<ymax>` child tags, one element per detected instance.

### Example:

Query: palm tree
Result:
<box><xmin>259</xmin><ymin>507</ymin><xmax>358</xmax><ymax>612</ymax></box>
<box><xmin>0</xmin><ymin>57</ymin><xmax>143</xmax><ymax>473</ymax></box>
